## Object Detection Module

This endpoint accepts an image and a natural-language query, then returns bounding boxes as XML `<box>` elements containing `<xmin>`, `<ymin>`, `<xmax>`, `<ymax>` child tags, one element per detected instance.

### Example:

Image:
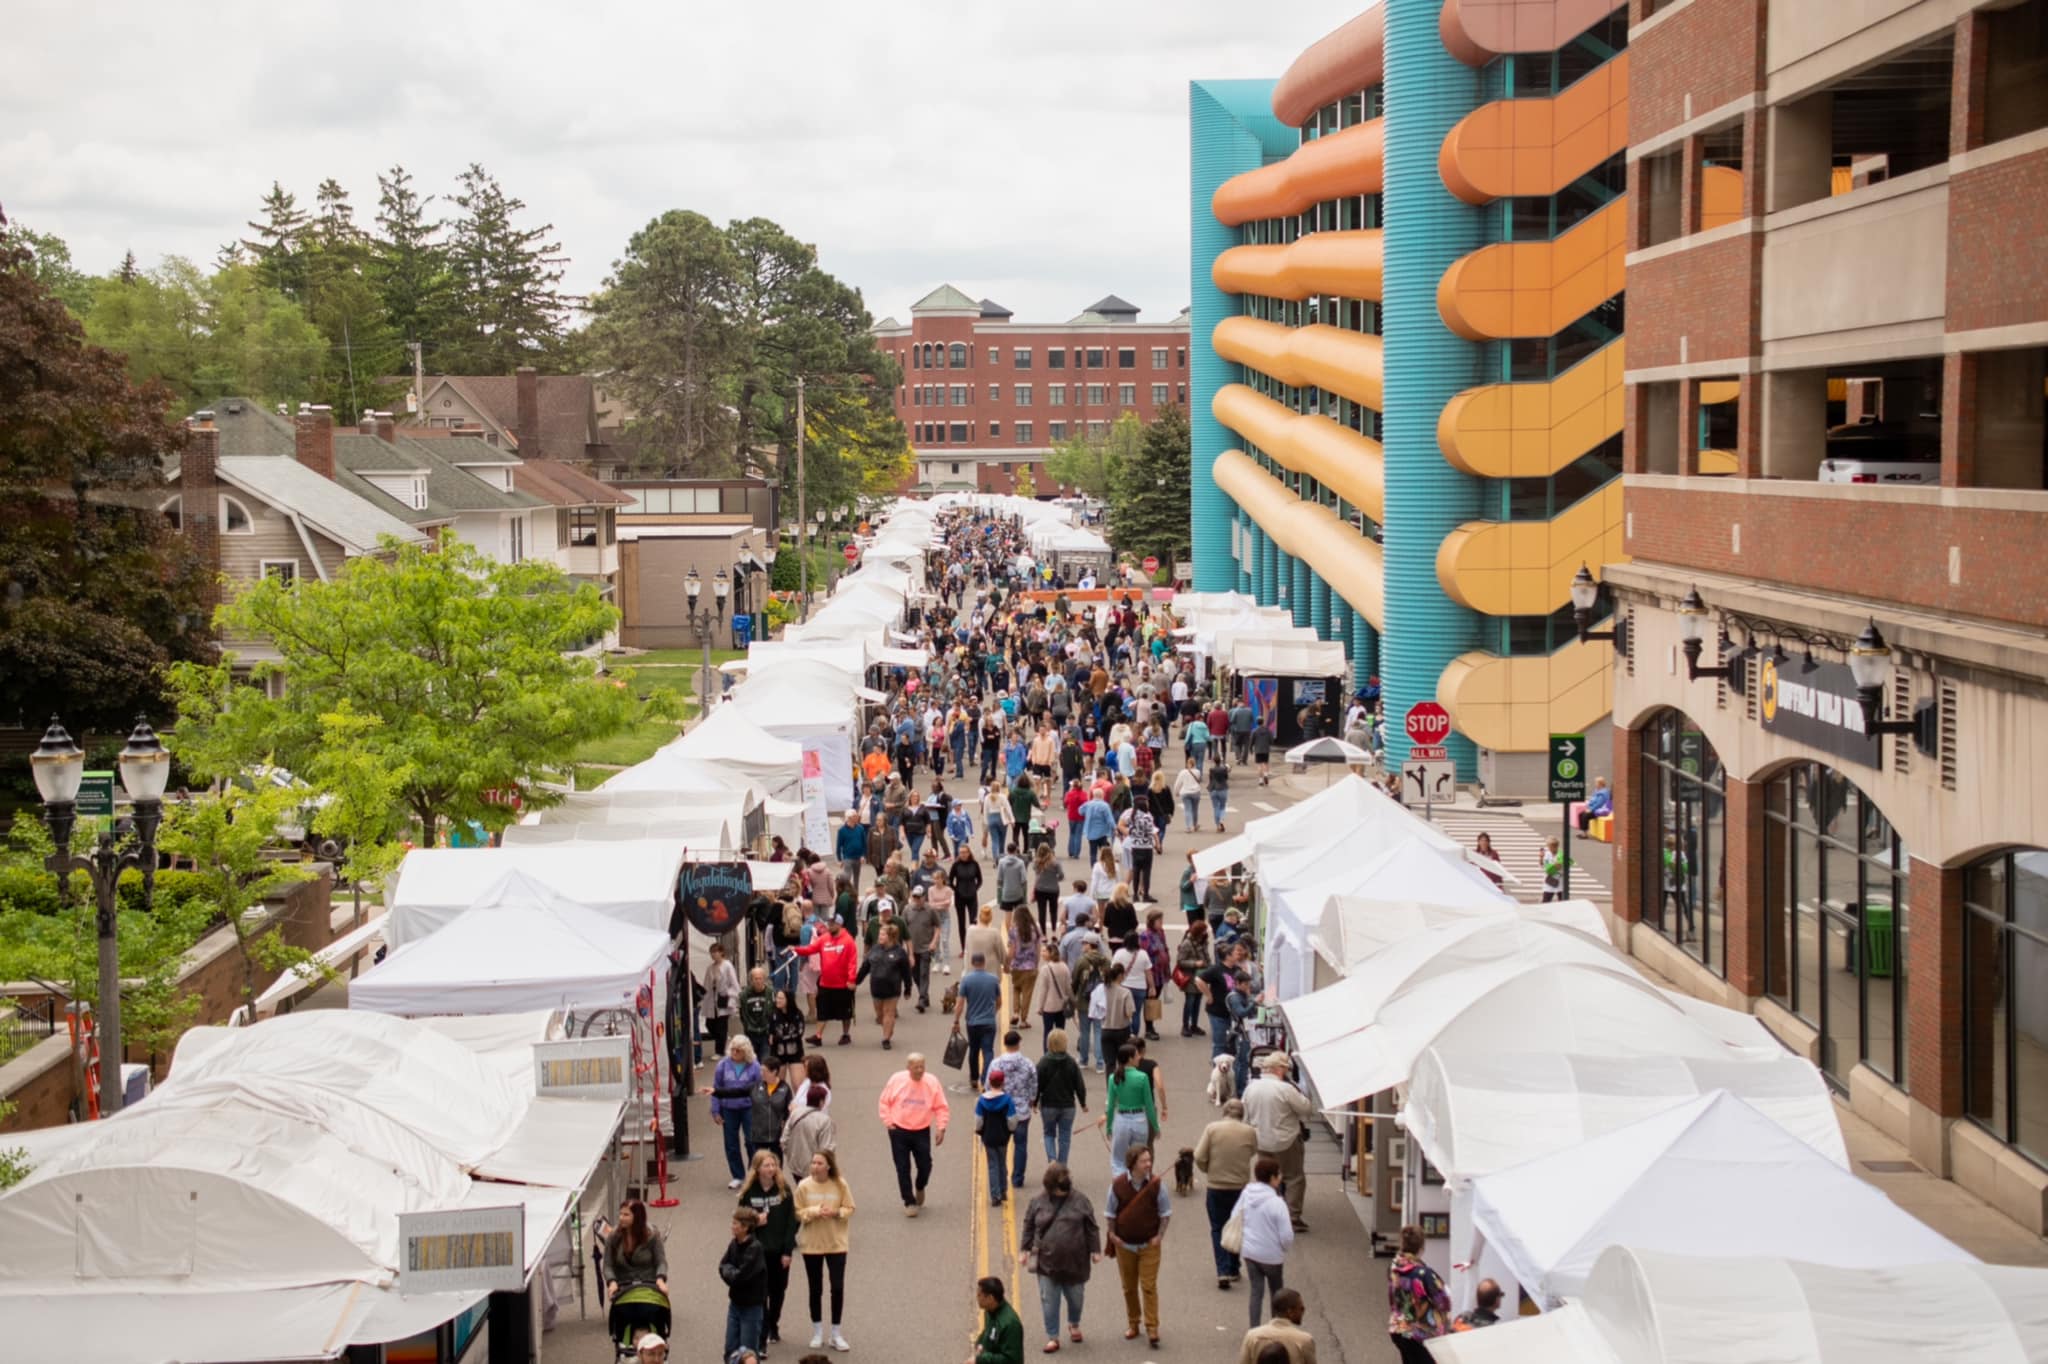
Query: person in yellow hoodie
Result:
<box><xmin>794</xmin><ymin>1147</ymin><xmax>857</xmax><ymax>1352</ymax></box>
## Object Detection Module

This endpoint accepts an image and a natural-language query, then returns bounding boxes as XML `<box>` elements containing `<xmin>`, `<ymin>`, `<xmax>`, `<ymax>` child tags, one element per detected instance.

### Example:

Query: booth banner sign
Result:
<box><xmin>680</xmin><ymin>860</ymin><xmax>754</xmax><ymax>937</ymax></box>
<box><xmin>1246</xmin><ymin>677</ymin><xmax>1280</xmax><ymax>735</ymax></box>
<box><xmin>533</xmin><ymin>1034</ymin><xmax>632</xmax><ymax>1100</ymax></box>
<box><xmin>1757</xmin><ymin>657</ymin><xmax>1881</xmax><ymax>769</ymax></box>
<box><xmin>801</xmin><ymin>748</ymin><xmax>830</xmax><ymax>851</ymax></box>
<box><xmin>399</xmin><ymin>1206</ymin><xmax>525</xmax><ymax>1294</ymax></box>
<box><xmin>1295</xmin><ymin>679</ymin><xmax>1326</xmax><ymax>707</ymax></box>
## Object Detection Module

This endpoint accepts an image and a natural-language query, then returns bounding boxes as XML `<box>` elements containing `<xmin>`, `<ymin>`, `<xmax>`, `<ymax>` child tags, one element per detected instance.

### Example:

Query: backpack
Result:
<box><xmin>976</xmin><ymin>1095</ymin><xmax>1012</xmax><ymax>1146</ymax></box>
<box><xmin>1073</xmin><ymin>951</ymin><xmax>1106</xmax><ymax>1001</ymax></box>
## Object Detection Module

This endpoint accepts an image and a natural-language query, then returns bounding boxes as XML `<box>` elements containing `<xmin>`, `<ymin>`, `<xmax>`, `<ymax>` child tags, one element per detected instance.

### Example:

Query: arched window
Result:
<box><xmin>1962</xmin><ymin>847</ymin><xmax>2048</xmax><ymax>1165</ymax></box>
<box><xmin>949</xmin><ymin>342</ymin><xmax>968</xmax><ymax>370</ymax></box>
<box><xmin>221</xmin><ymin>495</ymin><xmax>253</xmax><ymax>533</ymax></box>
<box><xmin>923</xmin><ymin>343</ymin><xmax>935</xmax><ymax>369</ymax></box>
<box><xmin>1762</xmin><ymin>761</ymin><xmax>1908</xmax><ymax>1090</ymax></box>
<box><xmin>912</xmin><ymin>345</ymin><xmax>922</xmax><ymax>369</ymax></box>
<box><xmin>1637</xmin><ymin>709</ymin><xmax>1727</xmax><ymax>978</ymax></box>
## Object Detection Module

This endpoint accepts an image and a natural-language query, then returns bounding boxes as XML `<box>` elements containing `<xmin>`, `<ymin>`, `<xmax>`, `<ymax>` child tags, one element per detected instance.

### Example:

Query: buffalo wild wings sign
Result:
<box><xmin>1757</xmin><ymin>656</ymin><xmax>1881</xmax><ymax>769</ymax></box>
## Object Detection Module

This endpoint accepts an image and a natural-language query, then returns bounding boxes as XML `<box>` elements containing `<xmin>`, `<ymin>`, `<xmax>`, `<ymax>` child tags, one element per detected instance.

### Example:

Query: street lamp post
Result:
<box><xmin>31</xmin><ymin>716</ymin><xmax>169</xmax><ymax>1117</ymax></box>
<box><xmin>1568</xmin><ymin>563</ymin><xmax>1632</xmax><ymax>656</ymax></box>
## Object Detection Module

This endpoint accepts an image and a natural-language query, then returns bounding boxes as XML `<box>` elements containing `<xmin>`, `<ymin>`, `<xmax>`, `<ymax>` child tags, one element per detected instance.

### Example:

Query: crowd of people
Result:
<box><xmin>605</xmin><ymin>505</ymin><xmax>1503</xmax><ymax>1363</ymax></box>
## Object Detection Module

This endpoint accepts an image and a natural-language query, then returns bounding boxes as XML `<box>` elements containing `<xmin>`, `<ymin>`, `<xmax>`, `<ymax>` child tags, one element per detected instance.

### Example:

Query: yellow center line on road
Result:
<box><xmin>969</xmin><ymin>971</ymin><xmax>1022</xmax><ymax>1343</ymax></box>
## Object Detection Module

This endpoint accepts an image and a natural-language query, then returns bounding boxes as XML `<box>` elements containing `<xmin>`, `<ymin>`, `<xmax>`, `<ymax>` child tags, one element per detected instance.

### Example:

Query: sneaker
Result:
<box><xmin>882</xmin><ymin>1038</ymin><xmax>893</xmax><ymax>1050</ymax></box>
<box><xmin>727</xmin><ymin>1177</ymin><xmax>743</xmax><ymax>1190</ymax></box>
<box><xmin>904</xmin><ymin>1205</ymin><xmax>919</xmax><ymax>1218</ymax></box>
<box><xmin>943</xmin><ymin>964</ymin><xmax>953</xmax><ymax>975</ymax></box>
<box><xmin>830</xmin><ymin>1331</ymin><xmax>852</xmax><ymax>1352</ymax></box>
<box><xmin>916</xmin><ymin>1185</ymin><xmax>927</xmax><ymax>1207</ymax></box>
<box><xmin>811</xmin><ymin>1326</ymin><xmax>825</xmax><ymax>1349</ymax></box>
<box><xmin>838</xmin><ymin>1035</ymin><xmax>853</xmax><ymax>1046</ymax></box>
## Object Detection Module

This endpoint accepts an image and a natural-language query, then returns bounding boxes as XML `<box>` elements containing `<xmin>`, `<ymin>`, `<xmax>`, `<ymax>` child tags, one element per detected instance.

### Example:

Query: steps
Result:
<box><xmin>1426</xmin><ymin>806</ymin><xmax>1610</xmax><ymax>904</ymax></box>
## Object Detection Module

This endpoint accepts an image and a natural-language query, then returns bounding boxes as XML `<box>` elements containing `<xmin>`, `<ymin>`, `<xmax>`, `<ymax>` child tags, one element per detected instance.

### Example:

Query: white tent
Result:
<box><xmin>664</xmin><ymin>703</ymin><xmax>805</xmax><ymax>806</ymax></box>
<box><xmin>351</xmin><ymin>893</ymin><xmax>671</xmax><ymax>1018</ymax></box>
<box><xmin>726</xmin><ymin>663</ymin><xmax>863</xmax><ymax>808</ymax></box>
<box><xmin>1293</xmin><ymin>961</ymin><xmax>1736</xmax><ymax>1110</ymax></box>
<box><xmin>386</xmin><ymin>845</ymin><xmax>685</xmax><ymax>950</ymax></box>
<box><xmin>747</xmin><ymin>638</ymin><xmax>868</xmax><ymax>682</ymax></box>
<box><xmin>1311</xmin><ymin>896</ymin><xmax>1610</xmax><ymax>976</ymax></box>
<box><xmin>1229</xmin><ymin>634</ymin><xmax>1348</xmax><ymax>679</ymax></box>
<box><xmin>521</xmin><ymin>787</ymin><xmax>750</xmax><ymax>850</ymax></box>
<box><xmin>1425</xmin><ymin>1247</ymin><xmax>2048</xmax><ymax>1364</ymax></box>
<box><xmin>1266</xmin><ymin>839</ymin><xmax>1510</xmax><ymax>1001</ymax></box>
<box><xmin>1469</xmin><ymin>1092</ymin><xmax>1970</xmax><ymax>1304</ymax></box>
<box><xmin>1194</xmin><ymin>776</ymin><xmax>1473</xmax><ymax>880</ymax></box>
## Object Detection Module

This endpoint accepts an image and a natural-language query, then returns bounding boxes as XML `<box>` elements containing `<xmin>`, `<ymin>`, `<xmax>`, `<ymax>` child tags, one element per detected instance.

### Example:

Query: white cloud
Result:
<box><xmin>3</xmin><ymin>0</ymin><xmax>1365</xmax><ymax>328</ymax></box>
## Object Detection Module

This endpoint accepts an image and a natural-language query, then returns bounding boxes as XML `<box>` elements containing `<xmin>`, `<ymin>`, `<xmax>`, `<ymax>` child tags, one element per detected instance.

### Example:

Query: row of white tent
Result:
<box><xmin>0</xmin><ymin>1009</ymin><xmax>623</xmax><ymax>1360</ymax></box>
<box><xmin>1171</xmin><ymin>589</ymin><xmax>1348</xmax><ymax>681</ymax></box>
<box><xmin>1205</xmin><ymin>777</ymin><xmax>2036</xmax><ymax>1358</ymax></box>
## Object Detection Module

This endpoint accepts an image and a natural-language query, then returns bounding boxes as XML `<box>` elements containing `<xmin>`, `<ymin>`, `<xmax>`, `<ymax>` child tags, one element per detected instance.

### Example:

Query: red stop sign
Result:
<box><xmin>842</xmin><ymin>543</ymin><xmax>859</xmax><ymax>564</ymax></box>
<box><xmin>1405</xmin><ymin>701</ymin><xmax>1452</xmax><ymax>746</ymax></box>
<box><xmin>1142</xmin><ymin>556</ymin><xmax>1159</xmax><ymax>573</ymax></box>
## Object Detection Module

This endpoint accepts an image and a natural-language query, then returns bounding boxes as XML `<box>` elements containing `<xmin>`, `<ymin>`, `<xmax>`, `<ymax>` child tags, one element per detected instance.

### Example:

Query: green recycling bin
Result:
<box><xmin>1862</xmin><ymin>901</ymin><xmax>1893</xmax><ymax>978</ymax></box>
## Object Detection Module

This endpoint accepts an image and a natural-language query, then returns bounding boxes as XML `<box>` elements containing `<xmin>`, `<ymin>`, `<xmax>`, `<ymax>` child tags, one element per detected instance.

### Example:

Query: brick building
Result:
<box><xmin>1597</xmin><ymin>0</ymin><xmax>2048</xmax><ymax>1230</ymax></box>
<box><xmin>871</xmin><ymin>284</ymin><xmax>1191</xmax><ymax>494</ymax></box>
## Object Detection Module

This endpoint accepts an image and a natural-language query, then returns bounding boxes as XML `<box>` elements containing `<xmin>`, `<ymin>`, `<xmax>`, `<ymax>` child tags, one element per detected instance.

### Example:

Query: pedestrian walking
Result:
<box><xmin>1176</xmin><ymin>921</ymin><xmax>1213</xmax><ymax>1038</ymax></box>
<box><xmin>747</xmin><ymin>1055</ymin><xmax>793</xmax><ymax>1163</ymax></box>
<box><xmin>966</xmin><ymin>902</ymin><xmax>1010</xmax><ymax>974</ymax></box>
<box><xmin>791</xmin><ymin>916</ymin><xmax>859</xmax><ymax>1048</ymax></box>
<box><xmin>1092</xmin><ymin>965</ymin><xmax>1138</xmax><ymax>1075</ymax></box>
<box><xmin>707</xmin><ymin>1037</ymin><xmax>761</xmax><ymax>1188</ymax></box>
<box><xmin>1101</xmin><ymin>1042</ymin><xmax>1157</xmax><ymax>1178</ymax></box>
<box><xmin>948</xmin><ymin>846</ymin><xmax>985</xmax><ymax>957</ymax></box>
<box><xmin>976</xmin><ymin>1070</ymin><xmax>1020</xmax><ymax>1207</ymax></box>
<box><xmin>719</xmin><ymin>1207</ymin><xmax>769</xmax><ymax>1357</ymax></box>
<box><xmin>989</xmin><ymin>1030</ymin><xmax>1038</xmax><ymax>1191</ymax></box>
<box><xmin>835</xmin><ymin>811</ymin><xmax>869</xmax><ymax>894</ymax></box>
<box><xmin>1242</xmin><ymin>1054</ymin><xmax>1313</xmax><ymax>1232</ymax></box>
<box><xmin>1019</xmin><ymin>1162</ymin><xmax>1100</xmax><ymax>1353</ymax></box>
<box><xmin>782</xmin><ymin>1085</ymin><xmax>837</xmax><ymax>1187</ymax></box>
<box><xmin>1207</xmin><ymin>757</ymin><xmax>1231</xmax><ymax>832</ymax></box>
<box><xmin>904</xmin><ymin>888</ymin><xmax>943</xmax><ymax>1013</ymax></box>
<box><xmin>877</xmin><ymin>1052</ymin><xmax>950</xmax><ymax>1216</ymax></box>
<box><xmin>955</xmin><ymin>951</ymin><xmax>1004</xmax><ymax>1085</ymax></box>
<box><xmin>973</xmin><ymin>1275</ymin><xmax>1027</xmax><ymax>1364</ymax></box>
<box><xmin>1195</xmin><ymin>1098</ymin><xmax>1257</xmax><ymax>1288</ymax></box>
<box><xmin>1007</xmin><ymin>907</ymin><xmax>1041</xmax><ymax>1028</ymax></box>
<box><xmin>736</xmin><ymin>1151</ymin><xmax>798</xmax><ymax>1350</ymax></box>
<box><xmin>739</xmin><ymin>965</ymin><xmax>775</xmax><ymax>1064</ymax></box>
<box><xmin>1029</xmin><ymin>950</ymin><xmax>1074</xmax><ymax>1037</ymax></box>
<box><xmin>794</xmin><ymin>1149</ymin><xmax>856</xmax><ymax>1352</ymax></box>
<box><xmin>1031</xmin><ymin>843</ymin><xmax>1062</xmax><ymax>938</ymax></box>
<box><xmin>1105</xmin><ymin>1144</ymin><xmax>1171</xmax><ymax>1349</ymax></box>
<box><xmin>1035</xmin><ymin>1029</ymin><xmax>1087</xmax><ymax>1166</ymax></box>
<box><xmin>605</xmin><ymin>1198</ymin><xmax>670</xmax><ymax>1349</ymax></box>
<box><xmin>1239</xmin><ymin>1288</ymin><xmax>1316</xmax><ymax>1364</ymax></box>
<box><xmin>703</xmin><ymin>941</ymin><xmax>742</xmax><ymax>1060</ymax></box>
<box><xmin>1238</xmin><ymin>1155</ymin><xmax>1296</xmax><ymax>1327</ymax></box>
<box><xmin>1387</xmin><ymin>1225</ymin><xmax>1453</xmax><ymax>1364</ymax></box>
<box><xmin>855</xmin><ymin>921</ymin><xmax>911</xmax><ymax>1050</ymax></box>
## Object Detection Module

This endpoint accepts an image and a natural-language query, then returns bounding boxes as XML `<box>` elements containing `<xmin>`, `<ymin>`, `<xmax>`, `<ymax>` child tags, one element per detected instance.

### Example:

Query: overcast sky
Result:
<box><xmin>4</xmin><ymin>0</ymin><xmax>1364</xmax><ymax>333</ymax></box>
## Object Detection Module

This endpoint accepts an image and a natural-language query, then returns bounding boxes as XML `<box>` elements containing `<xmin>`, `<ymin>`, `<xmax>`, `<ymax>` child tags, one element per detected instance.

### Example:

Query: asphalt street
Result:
<box><xmin>548</xmin><ymin>767</ymin><xmax>1401</xmax><ymax>1364</ymax></box>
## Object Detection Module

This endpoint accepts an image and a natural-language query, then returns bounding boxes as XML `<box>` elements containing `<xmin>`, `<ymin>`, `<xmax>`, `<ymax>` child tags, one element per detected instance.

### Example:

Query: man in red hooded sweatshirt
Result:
<box><xmin>793</xmin><ymin>916</ymin><xmax>861</xmax><ymax>1046</ymax></box>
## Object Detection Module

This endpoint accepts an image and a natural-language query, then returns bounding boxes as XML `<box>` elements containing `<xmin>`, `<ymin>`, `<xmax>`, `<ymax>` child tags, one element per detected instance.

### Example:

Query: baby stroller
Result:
<box><xmin>592</xmin><ymin>1215</ymin><xmax>670</xmax><ymax>1358</ymax></box>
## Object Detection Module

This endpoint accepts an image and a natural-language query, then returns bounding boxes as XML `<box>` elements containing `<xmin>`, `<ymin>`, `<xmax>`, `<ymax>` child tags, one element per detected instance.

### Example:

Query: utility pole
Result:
<box><xmin>407</xmin><ymin>341</ymin><xmax>424</xmax><ymax>415</ymax></box>
<box><xmin>795</xmin><ymin>376</ymin><xmax>809</xmax><ymax>622</ymax></box>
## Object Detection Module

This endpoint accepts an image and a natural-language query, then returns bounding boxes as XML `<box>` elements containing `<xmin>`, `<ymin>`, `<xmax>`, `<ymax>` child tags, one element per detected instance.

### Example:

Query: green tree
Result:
<box><xmin>1012</xmin><ymin>465</ymin><xmax>1038</xmax><ymax>499</ymax></box>
<box><xmin>243</xmin><ymin>181</ymin><xmax>311</xmax><ymax>301</ymax></box>
<box><xmin>1046</xmin><ymin>411</ymin><xmax>1142</xmax><ymax>501</ymax></box>
<box><xmin>0</xmin><ymin>218</ymin><xmax>93</xmax><ymax>314</ymax></box>
<box><xmin>167</xmin><ymin>539</ymin><xmax>640</xmax><ymax>840</ymax></box>
<box><xmin>1110</xmin><ymin>404</ymin><xmax>1192</xmax><ymax>566</ymax></box>
<box><xmin>154</xmin><ymin>785</ymin><xmax>321</xmax><ymax>1007</ymax></box>
<box><xmin>83</xmin><ymin>257</ymin><xmax>328</xmax><ymax>411</ymax></box>
<box><xmin>0</xmin><ymin>215</ymin><xmax>218</xmax><ymax>731</ymax></box>
<box><xmin>588</xmin><ymin>209</ymin><xmax>739</xmax><ymax>471</ymax></box>
<box><xmin>300</xmin><ymin>178</ymin><xmax>405</xmax><ymax>422</ymax></box>
<box><xmin>304</xmin><ymin>704</ymin><xmax>412</xmax><ymax>929</ymax></box>
<box><xmin>444</xmin><ymin>164</ymin><xmax>569</xmax><ymax>372</ymax></box>
<box><xmin>372</xmin><ymin>164</ymin><xmax>455</xmax><ymax>352</ymax></box>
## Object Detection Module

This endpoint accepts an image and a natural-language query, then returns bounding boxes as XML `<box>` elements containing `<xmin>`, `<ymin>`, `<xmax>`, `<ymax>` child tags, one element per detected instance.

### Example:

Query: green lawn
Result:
<box><xmin>567</xmin><ymin>653</ymin><xmax>727</xmax><ymax>772</ymax></box>
<box><xmin>610</xmin><ymin>647</ymin><xmax>747</xmax><ymax>668</ymax></box>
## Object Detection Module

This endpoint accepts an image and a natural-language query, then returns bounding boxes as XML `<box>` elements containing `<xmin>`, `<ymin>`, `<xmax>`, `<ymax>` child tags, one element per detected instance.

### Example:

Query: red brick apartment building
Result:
<box><xmin>872</xmin><ymin>284</ymin><xmax>1191</xmax><ymax>493</ymax></box>
<box><xmin>1593</xmin><ymin>0</ymin><xmax>2048</xmax><ymax>1230</ymax></box>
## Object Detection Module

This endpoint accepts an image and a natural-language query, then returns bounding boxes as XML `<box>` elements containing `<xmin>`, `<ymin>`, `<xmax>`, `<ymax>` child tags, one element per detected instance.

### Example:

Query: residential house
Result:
<box><xmin>408</xmin><ymin>366</ymin><xmax>629</xmax><ymax>471</ymax></box>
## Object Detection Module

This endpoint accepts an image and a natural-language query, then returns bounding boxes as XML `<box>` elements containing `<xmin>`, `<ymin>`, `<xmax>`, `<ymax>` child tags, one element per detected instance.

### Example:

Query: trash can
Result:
<box><xmin>730</xmin><ymin>613</ymin><xmax>753</xmax><ymax>649</ymax></box>
<box><xmin>1862</xmin><ymin>900</ymin><xmax>1893</xmax><ymax>978</ymax></box>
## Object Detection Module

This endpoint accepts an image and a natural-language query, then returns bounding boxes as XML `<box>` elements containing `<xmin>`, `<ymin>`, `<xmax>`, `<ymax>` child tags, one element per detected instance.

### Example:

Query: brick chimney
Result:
<box><xmin>515</xmin><ymin>366</ymin><xmax>540</xmax><ymax>459</ymax></box>
<box><xmin>182</xmin><ymin>413</ymin><xmax>222</xmax><ymax>612</ymax></box>
<box><xmin>373</xmin><ymin>411</ymin><xmax>397</xmax><ymax>444</ymax></box>
<box><xmin>294</xmin><ymin>404</ymin><xmax>335</xmax><ymax>479</ymax></box>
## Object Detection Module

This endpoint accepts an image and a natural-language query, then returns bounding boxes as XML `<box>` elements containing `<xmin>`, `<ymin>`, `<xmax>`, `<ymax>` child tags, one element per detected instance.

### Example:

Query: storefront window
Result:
<box><xmin>1762</xmin><ymin>763</ymin><xmax>1909</xmax><ymax>1091</ymax></box>
<box><xmin>1963</xmin><ymin>848</ymin><xmax>2048</xmax><ymax>1167</ymax></box>
<box><xmin>1636</xmin><ymin>710</ymin><xmax>1725</xmax><ymax>977</ymax></box>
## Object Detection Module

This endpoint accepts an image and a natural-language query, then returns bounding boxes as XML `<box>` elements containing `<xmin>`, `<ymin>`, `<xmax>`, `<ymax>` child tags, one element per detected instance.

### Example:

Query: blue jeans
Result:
<box><xmin>1037</xmin><ymin>1276</ymin><xmax>1086</xmax><ymax>1339</ymax></box>
<box><xmin>1206</xmin><ymin>1186</ymin><xmax>1244</xmax><ymax>1278</ymax></box>
<box><xmin>989</xmin><ymin>818</ymin><xmax>1007</xmax><ymax>859</ymax></box>
<box><xmin>720</xmin><ymin>1111</ymin><xmax>747</xmax><ymax>1180</ymax></box>
<box><xmin>1208</xmin><ymin>1011</ymin><xmax>1231</xmax><ymax>1059</ymax></box>
<box><xmin>1009</xmin><ymin>1118</ymin><xmax>1031</xmax><ymax>1186</ymax></box>
<box><xmin>1067</xmin><ymin>820</ymin><xmax>1083</xmax><ymax>858</ymax></box>
<box><xmin>906</xmin><ymin>831</ymin><xmax>925</xmax><ymax>861</ymax></box>
<box><xmin>1128</xmin><ymin>987</ymin><xmax>1148</xmax><ymax>1032</ymax></box>
<box><xmin>1109</xmin><ymin>1111</ymin><xmax>1150</xmax><ymax>1178</ymax></box>
<box><xmin>1181</xmin><ymin>989</ymin><xmax>1203</xmax><ymax>1034</ymax></box>
<box><xmin>725</xmin><ymin>1303</ymin><xmax>763</xmax><ymax>1357</ymax></box>
<box><xmin>967</xmin><ymin>1024</ymin><xmax>997</xmax><ymax>1085</ymax></box>
<box><xmin>951</xmin><ymin>737</ymin><xmax>967</xmax><ymax>772</ymax></box>
<box><xmin>1181</xmin><ymin>794</ymin><xmax>1200</xmax><ymax>831</ymax></box>
<box><xmin>1076</xmin><ymin>1015</ymin><xmax>1101</xmax><ymax>1068</ymax></box>
<box><xmin>984</xmin><ymin>1137</ymin><xmax>1011</xmax><ymax>1201</ymax></box>
<box><xmin>1190</xmin><ymin>742</ymin><xmax>1208</xmax><ymax>773</ymax></box>
<box><xmin>1041</xmin><ymin>1105</ymin><xmax>1075</xmax><ymax>1164</ymax></box>
<box><xmin>1209</xmin><ymin>789</ymin><xmax>1227</xmax><ymax>825</ymax></box>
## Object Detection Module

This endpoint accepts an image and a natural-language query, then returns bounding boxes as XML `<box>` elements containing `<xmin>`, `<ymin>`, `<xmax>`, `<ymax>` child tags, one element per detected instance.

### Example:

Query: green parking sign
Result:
<box><xmin>1549</xmin><ymin>735</ymin><xmax>1587</xmax><ymax>804</ymax></box>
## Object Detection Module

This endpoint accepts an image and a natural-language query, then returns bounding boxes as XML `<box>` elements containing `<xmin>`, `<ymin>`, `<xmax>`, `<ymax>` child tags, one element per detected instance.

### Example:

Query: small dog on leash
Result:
<box><xmin>1207</xmin><ymin>1053</ymin><xmax>1237</xmax><ymax>1107</ymax></box>
<box><xmin>1172</xmin><ymin>1147</ymin><xmax>1197</xmax><ymax>1197</ymax></box>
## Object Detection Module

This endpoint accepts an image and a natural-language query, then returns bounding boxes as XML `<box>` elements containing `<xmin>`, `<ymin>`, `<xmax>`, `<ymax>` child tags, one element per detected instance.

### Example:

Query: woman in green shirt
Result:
<box><xmin>1102</xmin><ymin>1042</ymin><xmax>1157</xmax><ymax>1180</ymax></box>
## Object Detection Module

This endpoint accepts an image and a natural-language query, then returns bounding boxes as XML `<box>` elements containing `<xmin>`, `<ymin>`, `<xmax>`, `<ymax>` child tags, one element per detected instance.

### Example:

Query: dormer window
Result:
<box><xmin>221</xmin><ymin>495</ymin><xmax>253</xmax><ymax>533</ymax></box>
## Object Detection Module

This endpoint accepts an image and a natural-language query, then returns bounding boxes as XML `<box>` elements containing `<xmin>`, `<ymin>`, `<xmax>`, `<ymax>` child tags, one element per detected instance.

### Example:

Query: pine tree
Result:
<box><xmin>372</xmin><ymin>164</ymin><xmax>454</xmax><ymax>353</ymax></box>
<box><xmin>1109</xmin><ymin>404</ymin><xmax>1192</xmax><ymax>567</ymax></box>
<box><xmin>445</xmin><ymin>164</ymin><xmax>568</xmax><ymax>372</ymax></box>
<box><xmin>300</xmin><ymin>179</ymin><xmax>404</xmax><ymax>422</ymax></box>
<box><xmin>119</xmin><ymin>250</ymin><xmax>141</xmax><ymax>283</ymax></box>
<box><xmin>243</xmin><ymin>182</ymin><xmax>310</xmax><ymax>302</ymax></box>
